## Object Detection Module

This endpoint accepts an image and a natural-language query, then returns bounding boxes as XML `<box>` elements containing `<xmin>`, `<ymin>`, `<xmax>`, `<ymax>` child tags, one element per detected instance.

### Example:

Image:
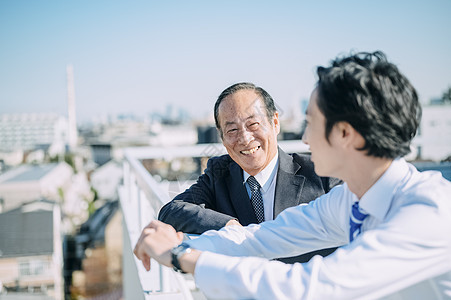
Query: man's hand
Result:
<box><xmin>133</xmin><ymin>220</ymin><xmax>184</xmax><ymax>271</ymax></box>
<box><xmin>225</xmin><ymin>219</ymin><xmax>242</xmax><ymax>227</ymax></box>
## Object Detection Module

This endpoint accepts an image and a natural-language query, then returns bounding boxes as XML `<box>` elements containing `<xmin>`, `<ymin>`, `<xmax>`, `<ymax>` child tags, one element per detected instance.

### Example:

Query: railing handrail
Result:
<box><xmin>124</xmin><ymin>150</ymin><xmax>170</xmax><ymax>213</ymax></box>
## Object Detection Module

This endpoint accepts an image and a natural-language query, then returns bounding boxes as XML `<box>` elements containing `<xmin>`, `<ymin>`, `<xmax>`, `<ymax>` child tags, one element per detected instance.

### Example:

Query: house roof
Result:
<box><xmin>0</xmin><ymin>163</ymin><xmax>59</xmax><ymax>183</ymax></box>
<box><xmin>0</xmin><ymin>200</ymin><xmax>55</xmax><ymax>258</ymax></box>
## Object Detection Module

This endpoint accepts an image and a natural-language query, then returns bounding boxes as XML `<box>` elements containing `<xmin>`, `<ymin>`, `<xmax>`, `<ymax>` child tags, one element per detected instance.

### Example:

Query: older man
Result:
<box><xmin>158</xmin><ymin>82</ymin><xmax>339</xmax><ymax>262</ymax></box>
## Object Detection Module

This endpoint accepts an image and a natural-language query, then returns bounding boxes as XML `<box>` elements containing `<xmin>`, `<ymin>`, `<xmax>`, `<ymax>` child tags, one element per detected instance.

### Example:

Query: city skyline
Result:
<box><xmin>1</xmin><ymin>0</ymin><xmax>451</xmax><ymax>123</ymax></box>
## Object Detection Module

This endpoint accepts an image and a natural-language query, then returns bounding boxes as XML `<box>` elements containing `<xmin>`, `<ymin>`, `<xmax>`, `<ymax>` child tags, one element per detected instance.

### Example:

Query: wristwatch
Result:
<box><xmin>171</xmin><ymin>243</ymin><xmax>192</xmax><ymax>273</ymax></box>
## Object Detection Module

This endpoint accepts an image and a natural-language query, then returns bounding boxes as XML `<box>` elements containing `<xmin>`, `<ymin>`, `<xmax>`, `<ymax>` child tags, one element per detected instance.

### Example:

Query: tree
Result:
<box><xmin>442</xmin><ymin>86</ymin><xmax>451</xmax><ymax>104</ymax></box>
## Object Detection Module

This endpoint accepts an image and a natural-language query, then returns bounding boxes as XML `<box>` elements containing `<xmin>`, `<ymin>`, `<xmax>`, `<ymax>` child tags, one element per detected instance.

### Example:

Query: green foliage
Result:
<box><xmin>64</xmin><ymin>153</ymin><xmax>76</xmax><ymax>171</ymax></box>
<box><xmin>84</xmin><ymin>187</ymin><xmax>99</xmax><ymax>217</ymax></box>
<box><xmin>90</xmin><ymin>186</ymin><xmax>99</xmax><ymax>202</ymax></box>
<box><xmin>49</xmin><ymin>155</ymin><xmax>59</xmax><ymax>163</ymax></box>
<box><xmin>58</xmin><ymin>187</ymin><xmax>65</xmax><ymax>203</ymax></box>
<box><xmin>87</xmin><ymin>200</ymin><xmax>96</xmax><ymax>216</ymax></box>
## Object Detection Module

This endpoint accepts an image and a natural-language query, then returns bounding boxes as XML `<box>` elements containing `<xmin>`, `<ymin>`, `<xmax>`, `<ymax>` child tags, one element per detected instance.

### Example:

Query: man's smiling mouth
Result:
<box><xmin>241</xmin><ymin>146</ymin><xmax>260</xmax><ymax>155</ymax></box>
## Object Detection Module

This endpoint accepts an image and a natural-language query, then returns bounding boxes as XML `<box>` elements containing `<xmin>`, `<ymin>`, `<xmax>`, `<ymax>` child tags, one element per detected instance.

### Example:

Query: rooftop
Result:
<box><xmin>1</xmin><ymin>163</ymin><xmax>59</xmax><ymax>183</ymax></box>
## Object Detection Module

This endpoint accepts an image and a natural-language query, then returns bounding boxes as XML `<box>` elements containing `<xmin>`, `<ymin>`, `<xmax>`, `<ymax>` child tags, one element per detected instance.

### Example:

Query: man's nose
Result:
<box><xmin>238</xmin><ymin>129</ymin><xmax>253</xmax><ymax>144</ymax></box>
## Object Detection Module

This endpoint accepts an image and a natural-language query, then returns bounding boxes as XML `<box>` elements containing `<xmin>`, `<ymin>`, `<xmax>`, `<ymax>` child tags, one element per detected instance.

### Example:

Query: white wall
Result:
<box><xmin>415</xmin><ymin>104</ymin><xmax>451</xmax><ymax>161</ymax></box>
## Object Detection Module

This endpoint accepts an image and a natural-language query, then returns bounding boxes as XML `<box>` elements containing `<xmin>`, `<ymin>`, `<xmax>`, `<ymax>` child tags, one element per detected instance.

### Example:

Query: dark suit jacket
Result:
<box><xmin>158</xmin><ymin>148</ymin><xmax>341</xmax><ymax>262</ymax></box>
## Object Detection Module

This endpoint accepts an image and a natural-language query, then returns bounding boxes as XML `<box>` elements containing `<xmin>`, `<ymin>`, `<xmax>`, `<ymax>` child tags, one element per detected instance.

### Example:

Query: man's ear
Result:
<box><xmin>273</xmin><ymin>112</ymin><xmax>280</xmax><ymax>134</ymax></box>
<box><xmin>334</xmin><ymin>122</ymin><xmax>349</xmax><ymax>138</ymax></box>
<box><xmin>336</xmin><ymin>122</ymin><xmax>364</xmax><ymax>149</ymax></box>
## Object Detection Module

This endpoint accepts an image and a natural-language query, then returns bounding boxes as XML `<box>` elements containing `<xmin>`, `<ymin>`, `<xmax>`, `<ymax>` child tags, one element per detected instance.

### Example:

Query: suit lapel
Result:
<box><xmin>273</xmin><ymin>148</ymin><xmax>306</xmax><ymax>217</ymax></box>
<box><xmin>227</xmin><ymin>161</ymin><xmax>258</xmax><ymax>225</ymax></box>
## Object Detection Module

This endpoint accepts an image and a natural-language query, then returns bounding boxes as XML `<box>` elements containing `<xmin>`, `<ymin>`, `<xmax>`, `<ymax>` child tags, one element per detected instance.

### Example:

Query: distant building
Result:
<box><xmin>90</xmin><ymin>160</ymin><xmax>123</xmax><ymax>200</ymax></box>
<box><xmin>0</xmin><ymin>149</ymin><xmax>23</xmax><ymax>167</ymax></box>
<box><xmin>0</xmin><ymin>162</ymin><xmax>73</xmax><ymax>213</ymax></box>
<box><xmin>0</xmin><ymin>199</ymin><xmax>63</xmax><ymax>299</ymax></box>
<box><xmin>197</xmin><ymin>125</ymin><xmax>220</xmax><ymax>144</ymax></box>
<box><xmin>149</xmin><ymin>124</ymin><xmax>198</xmax><ymax>147</ymax></box>
<box><xmin>25</xmin><ymin>149</ymin><xmax>46</xmax><ymax>164</ymax></box>
<box><xmin>0</xmin><ymin>113</ymin><xmax>67</xmax><ymax>157</ymax></box>
<box><xmin>280</xmin><ymin>98</ymin><xmax>306</xmax><ymax>141</ymax></box>
<box><xmin>88</xmin><ymin>119</ymin><xmax>154</xmax><ymax>149</ymax></box>
<box><xmin>90</xmin><ymin>143</ymin><xmax>112</xmax><ymax>166</ymax></box>
<box><xmin>414</xmin><ymin>103</ymin><xmax>451</xmax><ymax>161</ymax></box>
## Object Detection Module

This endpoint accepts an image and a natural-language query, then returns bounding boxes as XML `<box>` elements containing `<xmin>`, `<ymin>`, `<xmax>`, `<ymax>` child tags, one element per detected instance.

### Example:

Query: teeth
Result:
<box><xmin>241</xmin><ymin>146</ymin><xmax>259</xmax><ymax>155</ymax></box>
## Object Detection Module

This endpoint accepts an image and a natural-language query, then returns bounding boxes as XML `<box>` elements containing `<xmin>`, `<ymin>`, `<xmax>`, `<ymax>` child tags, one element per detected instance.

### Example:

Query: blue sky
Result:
<box><xmin>1</xmin><ymin>0</ymin><xmax>450</xmax><ymax>123</ymax></box>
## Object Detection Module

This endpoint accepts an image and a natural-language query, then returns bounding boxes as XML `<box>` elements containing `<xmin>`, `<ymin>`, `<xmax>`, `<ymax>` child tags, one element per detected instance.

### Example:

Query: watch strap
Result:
<box><xmin>171</xmin><ymin>243</ymin><xmax>191</xmax><ymax>273</ymax></box>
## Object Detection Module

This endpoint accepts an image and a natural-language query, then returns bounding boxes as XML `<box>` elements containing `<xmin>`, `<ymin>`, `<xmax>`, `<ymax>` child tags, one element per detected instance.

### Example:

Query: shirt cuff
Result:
<box><xmin>185</xmin><ymin>233</ymin><xmax>217</xmax><ymax>252</ymax></box>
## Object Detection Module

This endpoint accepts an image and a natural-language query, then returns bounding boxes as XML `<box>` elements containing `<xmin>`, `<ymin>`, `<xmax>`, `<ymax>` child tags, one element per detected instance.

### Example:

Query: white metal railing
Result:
<box><xmin>119</xmin><ymin>141</ymin><xmax>309</xmax><ymax>299</ymax></box>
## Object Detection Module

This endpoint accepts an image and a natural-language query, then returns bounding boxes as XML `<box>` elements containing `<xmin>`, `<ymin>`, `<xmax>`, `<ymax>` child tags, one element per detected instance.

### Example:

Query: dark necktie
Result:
<box><xmin>247</xmin><ymin>176</ymin><xmax>265</xmax><ymax>223</ymax></box>
<box><xmin>349</xmin><ymin>201</ymin><xmax>369</xmax><ymax>242</ymax></box>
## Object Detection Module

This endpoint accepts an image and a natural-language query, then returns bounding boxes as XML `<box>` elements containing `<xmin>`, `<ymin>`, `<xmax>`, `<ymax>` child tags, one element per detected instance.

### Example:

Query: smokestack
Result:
<box><xmin>66</xmin><ymin>64</ymin><xmax>78</xmax><ymax>151</ymax></box>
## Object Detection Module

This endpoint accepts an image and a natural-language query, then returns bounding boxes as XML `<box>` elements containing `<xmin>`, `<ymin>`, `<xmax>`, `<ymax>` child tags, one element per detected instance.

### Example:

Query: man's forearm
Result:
<box><xmin>159</xmin><ymin>201</ymin><xmax>235</xmax><ymax>234</ymax></box>
<box><xmin>179</xmin><ymin>249</ymin><xmax>202</xmax><ymax>274</ymax></box>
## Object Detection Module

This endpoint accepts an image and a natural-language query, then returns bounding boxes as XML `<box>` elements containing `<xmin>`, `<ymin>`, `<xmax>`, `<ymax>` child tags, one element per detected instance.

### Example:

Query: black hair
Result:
<box><xmin>214</xmin><ymin>82</ymin><xmax>277</xmax><ymax>138</ymax></box>
<box><xmin>316</xmin><ymin>51</ymin><xmax>421</xmax><ymax>158</ymax></box>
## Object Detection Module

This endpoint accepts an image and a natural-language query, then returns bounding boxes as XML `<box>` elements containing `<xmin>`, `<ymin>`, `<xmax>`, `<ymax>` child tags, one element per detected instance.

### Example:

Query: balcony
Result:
<box><xmin>119</xmin><ymin>141</ymin><xmax>308</xmax><ymax>299</ymax></box>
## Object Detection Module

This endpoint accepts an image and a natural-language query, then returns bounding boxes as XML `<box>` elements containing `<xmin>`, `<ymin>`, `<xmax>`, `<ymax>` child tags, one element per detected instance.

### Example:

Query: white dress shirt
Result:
<box><xmin>243</xmin><ymin>151</ymin><xmax>279</xmax><ymax>221</ymax></box>
<box><xmin>187</xmin><ymin>158</ymin><xmax>451</xmax><ymax>299</ymax></box>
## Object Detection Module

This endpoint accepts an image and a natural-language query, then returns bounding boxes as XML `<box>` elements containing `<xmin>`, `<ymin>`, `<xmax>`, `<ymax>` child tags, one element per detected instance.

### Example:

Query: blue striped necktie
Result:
<box><xmin>349</xmin><ymin>201</ymin><xmax>369</xmax><ymax>242</ymax></box>
<box><xmin>247</xmin><ymin>176</ymin><xmax>265</xmax><ymax>223</ymax></box>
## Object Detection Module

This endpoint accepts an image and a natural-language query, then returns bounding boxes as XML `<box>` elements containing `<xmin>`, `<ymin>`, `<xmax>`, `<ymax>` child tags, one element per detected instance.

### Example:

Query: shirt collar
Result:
<box><xmin>358</xmin><ymin>158</ymin><xmax>410</xmax><ymax>221</ymax></box>
<box><xmin>243</xmin><ymin>150</ymin><xmax>279</xmax><ymax>193</ymax></box>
